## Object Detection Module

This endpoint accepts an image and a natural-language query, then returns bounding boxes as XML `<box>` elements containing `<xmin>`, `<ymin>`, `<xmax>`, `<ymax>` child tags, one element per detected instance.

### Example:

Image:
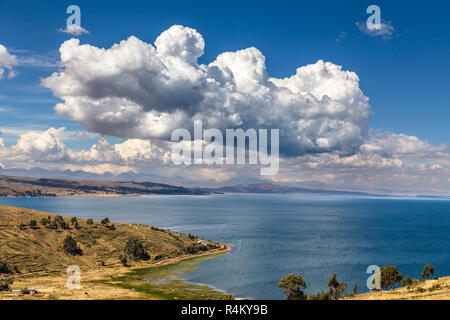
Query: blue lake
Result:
<box><xmin>1</xmin><ymin>193</ymin><xmax>450</xmax><ymax>299</ymax></box>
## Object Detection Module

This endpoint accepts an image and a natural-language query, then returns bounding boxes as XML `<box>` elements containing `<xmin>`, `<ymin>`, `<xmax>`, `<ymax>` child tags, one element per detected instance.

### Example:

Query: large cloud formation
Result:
<box><xmin>0</xmin><ymin>44</ymin><xmax>17</xmax><ymax>79</ymax></box>
<box><xmin>0</xmin><ymin>127</ymin><xmax>449</xmax><ymax>193</ymax></box>
<box><xmin>42</xmin><ymin>25</ymin><xmax>371</xmax><ymax>156</ymax></box>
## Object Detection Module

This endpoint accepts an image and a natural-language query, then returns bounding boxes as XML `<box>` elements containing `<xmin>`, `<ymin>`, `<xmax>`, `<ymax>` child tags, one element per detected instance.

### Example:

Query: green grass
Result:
<box><xmin>97</xmin><ymin>253</ymin><xmax>235</xmax><ymax>300</ymax></box>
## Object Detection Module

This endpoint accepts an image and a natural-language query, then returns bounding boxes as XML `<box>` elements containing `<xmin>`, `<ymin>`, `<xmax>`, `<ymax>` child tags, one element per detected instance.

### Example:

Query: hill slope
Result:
<box><xmin>0</xmin><ymin>175</ymin><xmax>209</xmax><ymax>197</ymax></box>
<box><xmin>346</xmin><ymin>277</ymin><xmax>450</xmax><ymax>300</ymax></box>
<box><xmin>0</xmin><ymin>205</ymin><xmax>225</xmax><ymax>273</ymax></box>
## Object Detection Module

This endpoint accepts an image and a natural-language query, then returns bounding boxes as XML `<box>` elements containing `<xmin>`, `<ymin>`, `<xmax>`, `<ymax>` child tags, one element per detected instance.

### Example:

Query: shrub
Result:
<box><xmin>29</xmin><ymin>220</ymin><xmax>37</xmax><ymax>229</ymax></box>
<box><xmin>71</xmin><ymin>217</ymin><xmax>78</xmax><ymax>225</ymax></box>
<box><xmin>40</xmin><ymin>217</ymin><xmax>49</xmax><ymax>226</ymax></box>
<box><xmin>401</xmin><ymin>276</ymin><xmax>413</xmax><ymax>287</ymax></box>
<box><xmin>106</xmin><ymin>224</ymin><xmax>115</xmax><ymax>230</ymax></box>
<box><xmin>62</xmin><ymin>235</ymin><xmax>82</xmax><ymax>255</ymax></box>
<box><xmin>101</xmin><ymin>218</ymin><xmax>110</xmax><ymax>225</ymax></box>
<box><xmin>0</xmin><ymin>261</ymin><xmax>13</xmax><ymax>274</ymax></box>
<box><xmin>429</xmin><ymin>283</ymin><xmax>441</xmax><ymax>292</ymax></box>
<box><xmin>55</xmin><ymin>215</ymin><xmax>64</xmax><ymax>225</ymax></box>
<box><xmin>86</xmin><ymin>218</ymin><xmax>94</xmax><ymax>225</ymax></box>
<box><xmin>120</xmin><ymin>255</ymin><xmax>128</xmax><ymax>266</ymax></box>
<box><xmin>0</xmin><ymin>279</ymin><xmax>13</xmax><ymax>291</ymax></box>
<box><xmin>124</xmin><ymin>238</ymin><xmax>149</xmax><ymax>261</ymax></box>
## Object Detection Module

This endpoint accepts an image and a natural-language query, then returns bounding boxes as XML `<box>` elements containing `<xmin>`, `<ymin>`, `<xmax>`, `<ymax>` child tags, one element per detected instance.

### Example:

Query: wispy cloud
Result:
<box><xmin>356</xmin><ymin>21</ymin><xmax>394</xmax><ymax>40</ymax></box>
<box><xmin>335</xmin><ymin>31</ymin><xmax>346</xmax><ymax>43</ymax></box>
<box><xmin>58</xmin><ymin>25</ymin><xmax>89</xmax><ymax>36</ymax></box>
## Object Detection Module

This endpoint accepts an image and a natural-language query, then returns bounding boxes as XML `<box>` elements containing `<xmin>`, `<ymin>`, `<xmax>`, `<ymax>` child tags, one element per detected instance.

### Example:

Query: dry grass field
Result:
<box><xmin>345</xmin><ymin>277</ymin><xmax>450</xmax><ymax>300</ymax></box>
<box><xmin>0</xmin><ymin>205</ymin><xmax>232</xmax><ymax>300</ymax></box>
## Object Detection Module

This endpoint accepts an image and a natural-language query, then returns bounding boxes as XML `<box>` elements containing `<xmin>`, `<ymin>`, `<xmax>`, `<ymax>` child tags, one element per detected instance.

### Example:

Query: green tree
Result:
<box><xmin>380</xmin><ymin>265</ymin><xmax>403</xmax><ymax>290</ymax></box>
<box><xmin>421</xmin><ymin>264</ymin><xmax>434</xmax><ymax>279</ymax></box>
<box><xmin>328</xmin><ymin>274</ymin><xmax>347</xmax><ymax>299</ymax></box>
<box><xmin>71</xmin><ymin>217</ymin><xmax>78</xmax><ymax>225</ymax></box>
<box><xmin>86</xmin><ymin>218</ymin><xmax>94</xmax><ymax>225</ymax></box>
<box><xmin>278</xmin><ymin>274</ymin><xmax>307</xmax><ymax>300</ymax></box>
<box><xmin>62</xmin><ymin>235</ymin><xmax>82</xmax><ymax>255</ymax></box>
<box><xmin>401</xmin><ymin>276</ymin><xmax>413</xmax><ymax>287</ymax></box>
<box><xmin>124</xmin><ymin>238</ymin><xmax>149</xmax><ymax>260</ymax></box>
<box><xmin>353</xmin><ymin>283</ymin><xmax>358</xmax><ymax>294</ymax></box>
<box><xmin>101</xmin><ymin>218</ymin><xmax>110</xmax><ymax>225</ymax></box>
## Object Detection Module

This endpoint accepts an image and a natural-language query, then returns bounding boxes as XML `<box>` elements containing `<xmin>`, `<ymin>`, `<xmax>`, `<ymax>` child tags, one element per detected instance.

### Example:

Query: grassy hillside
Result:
<box><xmin>0</xmin><ymin>175</ymin><xmax>209</xmax><ymax>197</ymax></box>
<box><xmin>0</xmin><ymin>205</ymin><xmax>225</xmax><ymax>273</ymax></box>
<box><xmin>345</xmin><ymin>277</ymin><xmax>450</xmax><ymax>300</ymax></box>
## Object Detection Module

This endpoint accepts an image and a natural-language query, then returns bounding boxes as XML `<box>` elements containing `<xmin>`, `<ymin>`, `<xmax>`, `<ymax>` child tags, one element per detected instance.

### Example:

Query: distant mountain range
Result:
<box><xmin>199</xmin><ymin>183</ymin><xmax>374</xmax><ymax>196</ymax></box>
<box><xmin>0</xmin><ymin>172</ymin><xmax>447</xmax><ymax>198</ymax></box>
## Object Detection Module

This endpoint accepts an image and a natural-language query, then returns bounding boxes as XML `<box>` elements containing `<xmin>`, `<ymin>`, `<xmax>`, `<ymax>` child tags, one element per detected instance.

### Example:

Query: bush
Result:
<box><xmin>106</xmin><ymin>224</ymin><xmax>116</xmax><ymax>230</ymax></box>
<box><xmin>101</xmin><ymin>218</ymin><xmax>110</xmax><ymax>225</ymax></box>
<box><xmin>40</xmin><ymin>217</ymin><xmax>49</xmax><ymax>226</ymax></box>
<box><xmin>186</xmin><ymin>243</ymin><xmax>208</xmax><ymax>254</ymax></box>
<box><xmin>0</xmin><ymin>261</ymin><xmax>13</xmax><ymax>274</ymax></box>
<box><xmin>71</xmin><ymin>217</ymin><xmax>78</xmax><ymax>225</ymax></box>
<box><xmin>62</xmin><ymin>235</ymin><xmax>82</xmax><ymax>255</ymax></box>
<box><xmin>401</xmin><ymin>276</ymin><xmax>413</xmax><ymax>287</ymax></box>
<box><xmin>120</xmin><ymin>255</ymin><xmax>128</xmax><ymax>266</ymax></box>
<box><xmin>0</xmin><ymin>279</ymin><xmax>13</xmax><ymax>291</ymax></box>
<box><xmin>86</xmin><ymin>218</ymin><xmax>94</xmax><ymax>225</ymax></box>
<box><xmin>124</xmin><ymin>238</ymin><xmax>149</xmax><ymax>261</ymax></box>
<box><xmin>29</xmin><ymin>220</ymin><xmax>37</xmax><ymax>229</ymax></box>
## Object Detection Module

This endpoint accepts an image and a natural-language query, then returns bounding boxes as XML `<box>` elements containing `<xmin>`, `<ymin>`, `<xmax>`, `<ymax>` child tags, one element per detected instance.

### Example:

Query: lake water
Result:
<box><xmin>1</xmin><ymin>193</ymin><xmax>450</xmax><ymax>299</ymax></box>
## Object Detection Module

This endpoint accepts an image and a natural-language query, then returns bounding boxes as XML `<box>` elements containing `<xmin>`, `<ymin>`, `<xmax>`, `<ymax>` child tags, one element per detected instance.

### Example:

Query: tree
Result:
<box><xmin>278</xmin><ymin>274</ymin><xmax>307</xmax><ymax>300</ymax></box>
<box><xmin>55</xmin><ymin>215</ymin><xmax>64</xmax><ymax>225</ymax></box>
<box><xmin>124</xmin><ymin>238</ymin><xmax>149</xmax><ymax>260</ymax></box>
<box><xmin>353</xmin><ymin>283</ymin><xmax>358</xmax><ymax>294</ymax></box>
<box><xmin>380</xmin><ymin>265</ymin><xmax>403</xmax><ymax>290</ymax></box>
<box><xmin>29</xmin><ymin>220</ymin><xmax>37</xmax><ymax>229</ymax></box>
<box><xmin>0</xmin><ymin>261</ymin><xmax>13</xmax><ymax>274</ymax></box>
<box><xmin>86</xmin><ymin>218</ymin><xmax>94</xmax><ymax>225</ymax></box>
<box><xmin>62</xmin><ymin>235</ymin><xmax>82</xmax><ymax>255</ymax></box>
<box><xmin>328</xmin><ymin>274</ymin><xmax>347</xmax><ymax>300</ymax></box>
<box><xmin>401</xmin><ymin>276</ymin><xmax>413</xmax><ymax>287</ymax></box>
<box><xmin>421</xmin><ymin>264</ymin><xmax>434</xmax><ymax>279</ymax></box>
<box><xmin>101</xmin><ymin>218</ymin><xmax>110</xmax><ymax>225</ymax></box>
<box><xmin>71</xmin><ymin>217</ymin><xmax>78</xmax><ymax>225</ymax></box>
<box><xmin>40</xmin><ymin>217</ymin><xmax>49</xmax><ymax>226</ymax></box>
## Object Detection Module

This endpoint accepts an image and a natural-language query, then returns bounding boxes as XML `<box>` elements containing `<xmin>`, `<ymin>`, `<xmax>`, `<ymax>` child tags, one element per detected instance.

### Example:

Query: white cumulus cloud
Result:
<box><xmin>42</xmin><ymin>25</ymin><xmax>371</xmax><ymax>157</ymax></box>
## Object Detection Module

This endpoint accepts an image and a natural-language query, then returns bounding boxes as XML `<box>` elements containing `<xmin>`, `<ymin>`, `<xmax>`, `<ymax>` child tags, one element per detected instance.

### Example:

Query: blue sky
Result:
<box><xmin>0</xmin><ymin>0</ymin><xmax>449</xmax><ymax>193</ymax></box>
<box><xmin>1</xmin><ymin>0</ymin><xmax>448</xmax><ymax>145</ymax></box>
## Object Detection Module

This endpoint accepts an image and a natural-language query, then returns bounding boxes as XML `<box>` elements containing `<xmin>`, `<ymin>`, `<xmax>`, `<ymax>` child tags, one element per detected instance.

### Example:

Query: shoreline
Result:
<box><xmin>0</xmin><ymin>245</ymin><xmax>233</xmax><ymax>300</ymax></box>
